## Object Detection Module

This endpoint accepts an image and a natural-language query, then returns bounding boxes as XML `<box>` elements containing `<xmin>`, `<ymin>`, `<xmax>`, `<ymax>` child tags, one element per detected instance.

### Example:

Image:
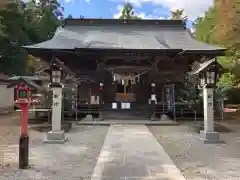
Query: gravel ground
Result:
<box><xmin>0</xmin><ymin>114</ymin><xmax>109</xmax><ymax>180</ymax></box>
<box><xmin>149</xmin><ymin>122</ymin><xmax>240</xmax><ymax>180</ymax></box>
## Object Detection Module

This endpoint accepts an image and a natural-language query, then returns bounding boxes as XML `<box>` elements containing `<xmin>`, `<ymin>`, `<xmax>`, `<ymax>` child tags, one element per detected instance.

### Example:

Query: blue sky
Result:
<box><xmin>59</xmin><ymin>0</ymin><xmax>214</xmax><ymax>28</ymax></box>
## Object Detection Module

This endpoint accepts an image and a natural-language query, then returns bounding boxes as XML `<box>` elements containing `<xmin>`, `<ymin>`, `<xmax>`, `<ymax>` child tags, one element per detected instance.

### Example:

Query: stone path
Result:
<box><xmin>91</xmin><ymin>124</ymin><xmax>186</xmax><ymax>180</ymax></box>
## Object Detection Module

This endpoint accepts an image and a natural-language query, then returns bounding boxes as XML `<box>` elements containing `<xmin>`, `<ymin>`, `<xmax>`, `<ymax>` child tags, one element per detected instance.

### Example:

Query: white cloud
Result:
<box><xmin>110</xmin><ymin>0</ymin><xmax>214</xmax><ymax>20</ymax></box>
<box><xmin>113</xmin><ymin>5</ymin><xmax>165</xmax><ymax>19</ymax></box>
<box><xmin>135</xmin><ymin>12</ymin><xmax>164</xmax><ymax>19</ymax></box>
<box><xmin>64</xmin><ymin>0</ymin><xmax>92</xmax><ymax>3</ymax></box>
<box><xmin>113</xmin><ymin>4</ymin><xmax>123</xmax><ymax>18</ymax></box>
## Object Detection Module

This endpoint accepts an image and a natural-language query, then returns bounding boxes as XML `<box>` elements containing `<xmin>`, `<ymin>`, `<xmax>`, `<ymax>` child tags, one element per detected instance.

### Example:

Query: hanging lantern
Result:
<box><xmin>151</xmin><ymin>82</ymin><xmax>156</xmax><ymax>88</ymax></box>
<box><xmin>100</xmin><ymin>83</ymin><xmax>104</xmax><ymax>92</ymax></box>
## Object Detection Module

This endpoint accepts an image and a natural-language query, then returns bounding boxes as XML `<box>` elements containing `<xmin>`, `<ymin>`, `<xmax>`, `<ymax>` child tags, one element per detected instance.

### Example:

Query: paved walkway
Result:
<box><xmin>91</xmin><ymin>125</ymin><xmax>186</xmax><ymax>180</ymax></box>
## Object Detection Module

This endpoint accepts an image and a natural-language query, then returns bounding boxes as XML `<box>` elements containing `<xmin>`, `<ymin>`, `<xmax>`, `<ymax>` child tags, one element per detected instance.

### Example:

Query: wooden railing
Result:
<box><xmin>154</xmin><ymin>102</ymin><xmax>202</xmax><ymax>119</ymax></box>
<box><xmin>76</xmin><ymin>104</ymin><xmax>100</xmax><ymax>116</ymax></box>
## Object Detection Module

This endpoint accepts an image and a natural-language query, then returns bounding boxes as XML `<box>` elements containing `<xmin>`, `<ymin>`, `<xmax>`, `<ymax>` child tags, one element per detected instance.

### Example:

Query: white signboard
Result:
<box><xmin>112</xmin><ymin>102</ymin><xmax>117</xmax><ymax>109</ymax></box>
<box><xmin>121</xmin><ymin>102</ymin><xmax>131</xmax><ymax>109</ymax></box>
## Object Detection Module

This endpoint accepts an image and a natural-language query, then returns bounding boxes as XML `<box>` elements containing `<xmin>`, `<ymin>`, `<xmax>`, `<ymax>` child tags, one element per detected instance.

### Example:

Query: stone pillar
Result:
<box><xmin>44</xmin><ymin>87</ymin><xmax>68</xmax><ymax>144</ymax></box>
<box><xmin>199</xmin><ymin>86</ymin><xmax>223</xmax><ymax>143</ymax></box>
<box><xmin>203</xmin><ymin>88</ymin><xmax>214</xmax><ymax>132</ymax></box>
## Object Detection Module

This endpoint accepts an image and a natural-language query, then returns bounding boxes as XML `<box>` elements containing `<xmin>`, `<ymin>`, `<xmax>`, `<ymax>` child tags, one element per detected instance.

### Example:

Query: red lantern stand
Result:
<box><xmin>14</xmin><ymin>84</ymin><xmax>39</xmax><ymax>169</ymax></box>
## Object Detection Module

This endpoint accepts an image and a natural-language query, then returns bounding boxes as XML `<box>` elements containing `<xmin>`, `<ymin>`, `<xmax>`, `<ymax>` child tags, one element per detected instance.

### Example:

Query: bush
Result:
<box><xmin>225</xmin><ymin>88</ymin><xmax>240</xmax><ymax>104</ymax></box>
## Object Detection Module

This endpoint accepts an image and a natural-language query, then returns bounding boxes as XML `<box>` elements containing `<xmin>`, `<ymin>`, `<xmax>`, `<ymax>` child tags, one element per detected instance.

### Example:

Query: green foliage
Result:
<box><xmin>218</xmin><ymin>73</ymin><xmax>235</xmax><ymax>90</ymax></box>
<box><xmin>215</xmin><ymin>72</ymin><xmax>236</xmax><ymax>102</ymax></box>
<box><xmin>195</xmin><ymin>1</ymin><xmax>240</xmax><ymax>104</ymax></box>
<box><xmin>171</xmin><ymin>9</ymin><xmax>187</xmax><ymax>20</ymax></box>
<box><xmin>0</xmin><ymin>0</ymin><xmax>63</xmax><ymax>75</ymax></box>
<box><xmin>119</xmin><ymin>3</ymin><xmax>141</xmax><ymax>20</ymax></box>
<box><xmin>195</xmin><ymin>6</ymin><xmax>218</xmax><ymax>44</ymax></box>
<box><xmin>180</xmin><ymin>74</ymin><xmax>201</xmax><ymax>111</ymax></box>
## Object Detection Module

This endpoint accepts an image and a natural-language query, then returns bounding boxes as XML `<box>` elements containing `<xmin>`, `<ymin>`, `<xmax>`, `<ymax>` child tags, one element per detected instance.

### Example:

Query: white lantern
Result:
<box><xmin>199</xmin><ymin>69</ymin><xmax>216</xmax><ymax>87</ymax></box>
<box><xmin>206</xmin><ymin>71</ymin><xmax>215</xmax><ymax>84</ymax></box>
<box><xmin>52</xmin><ymin>70</ymin><xmax>61</xmax><ymax>84</ymax></box>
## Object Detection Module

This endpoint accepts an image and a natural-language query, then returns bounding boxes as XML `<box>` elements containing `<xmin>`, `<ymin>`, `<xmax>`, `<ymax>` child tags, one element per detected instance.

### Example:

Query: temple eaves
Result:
<box><xmin>23</xmin><ymin>18</ymin><xmax>226</xmax><ymax>57</ymax></box>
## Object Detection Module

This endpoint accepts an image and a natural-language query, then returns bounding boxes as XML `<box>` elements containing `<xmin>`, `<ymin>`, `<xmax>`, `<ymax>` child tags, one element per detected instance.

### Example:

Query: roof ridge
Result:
<box><xmin>63</xmin><ymin>18</ymin><xmax>185</xmax><ymax>27</ymax></box>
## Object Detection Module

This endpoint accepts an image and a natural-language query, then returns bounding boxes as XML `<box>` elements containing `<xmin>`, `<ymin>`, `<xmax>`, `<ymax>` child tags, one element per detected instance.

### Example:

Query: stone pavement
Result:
<box><xmin>149</xmin><ymin>123</ymin><xmax>240</xmax><ymax>180</ymax></box>
<box><xmin>91</xmin><ymin>124</ymin><xmax>186</xmax><ymax>180</ymax></box>
<box><xmin>0</xmin><ymin>123</ymin><xmax>109</xmax><ymax>180</ymax></box>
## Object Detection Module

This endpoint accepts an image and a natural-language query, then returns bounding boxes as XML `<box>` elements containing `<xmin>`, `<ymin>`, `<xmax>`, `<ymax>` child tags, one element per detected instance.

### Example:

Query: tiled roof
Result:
<box><xmin>23</xmin><ymin>19</ymin><xmax>225</xmax><ymax>55</ymax></box>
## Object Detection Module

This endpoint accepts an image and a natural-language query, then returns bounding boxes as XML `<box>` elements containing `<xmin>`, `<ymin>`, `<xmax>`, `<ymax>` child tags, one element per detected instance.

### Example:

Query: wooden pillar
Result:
<box><xmin>96</xmin><ymin>61</ymin><xmax>105</xmax><ymax>120</ymax></box>
<box><xmin>149</xmin><ymin>57</ymin><xmax>158</xmax><ymax>120</ymax></box>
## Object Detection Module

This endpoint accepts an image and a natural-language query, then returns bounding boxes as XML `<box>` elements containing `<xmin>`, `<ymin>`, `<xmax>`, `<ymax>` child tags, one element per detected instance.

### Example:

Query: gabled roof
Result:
<box><xmin>9</xmin><ymin>76</ymin><xmax>49</xmax><ymax>81</ymax></box>
<box><xmin>191</xmin><ymin>58</ymin><xmax>223</xmax><ymax>75</ymax></box>
<box><xmin>23</xmin><ymin>18</ymin><xmax>225</xmax><ymax>55</ymax></box>
<box><xmin>7</xmin><ymin>77</ymin><xmax>41</xmax><ymax>89</ymax></box>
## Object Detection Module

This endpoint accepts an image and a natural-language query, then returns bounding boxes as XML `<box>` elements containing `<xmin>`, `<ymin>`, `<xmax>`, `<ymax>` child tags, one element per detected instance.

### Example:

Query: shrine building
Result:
<box><xmin>23</xmin><ymin>18</ymin><xmax>225</xmax><ymax>120</ymax></box>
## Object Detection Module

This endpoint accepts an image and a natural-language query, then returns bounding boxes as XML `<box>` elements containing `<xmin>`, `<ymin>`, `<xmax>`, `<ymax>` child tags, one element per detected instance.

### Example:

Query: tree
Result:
<box><xmin>195</xmin><ymin>6</ymin><xmax>218</xmax><ymax>44</ymax></box>
<box><xmin>25</xmin><ymin>0</ymin><xmax>63</xmax><ymax>42</ymax></box>
<box><xmin>0</xmin><ymin>0</ymin><xmax>63</xmax><ymax>75</ymax></box>
<box><xmin>0</xmin><ymin>1</ymin><xmax>29</xmax><ymax>75</ymax></box>
<box><xmin>171</xmin><ymin>9</ymin><xmax>187</xmax><ymax>21</ymax></box>
<box><xmin>119</xmin><ymin>3</ymin><xmax>141</xmax><ymax>19</ymax></box>
<box><xmin>180</xmin><ymin>73</ymin><xmax>201</xmax><ymax>121</ymax></box>
<box><xmin>213</xmin><ymin>0</ymin><xmax>240</xmax><ymax>86</ymax></box>
<box><xmin>194</xmin><ymin>0</ymin><xmax>240</xmax><ymax>105</ymax></box>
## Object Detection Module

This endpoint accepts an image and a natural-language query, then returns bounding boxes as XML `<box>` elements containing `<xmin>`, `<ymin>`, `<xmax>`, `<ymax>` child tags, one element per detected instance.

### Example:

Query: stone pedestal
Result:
<box><xmin>199</xmin><ymin>130</ymin><xmax>224</xmax><ymax>144</ymax></box>
<box><xmin>44</xmin><ymin>87</ymin><xmax>68</xmax><ymax>144</ymax></box>
<box><xmin>198</xmin><ymin>87</ymin><xmax>224</xmax><ymax>144</ymax></box>
<box><xmin>44</xmin><ymin>131</ymin><xmax>67</xmax><ymax>144</ymax></box>
<box><xmin>85</xmin><ymin>114</ymin><xmax>94</xmax><ymax>121</ymax></box>
<box><xmin>160</xmin><ymin>114</ymin><xmax>171</xmax><ymax>121</ymax></box>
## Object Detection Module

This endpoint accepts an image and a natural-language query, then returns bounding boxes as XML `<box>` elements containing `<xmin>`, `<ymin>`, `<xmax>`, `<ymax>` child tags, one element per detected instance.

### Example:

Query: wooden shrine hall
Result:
<box><xmin>23</xmin><ymin>18</ymin><xmax>225</xmax><ymax>121</ymax></box>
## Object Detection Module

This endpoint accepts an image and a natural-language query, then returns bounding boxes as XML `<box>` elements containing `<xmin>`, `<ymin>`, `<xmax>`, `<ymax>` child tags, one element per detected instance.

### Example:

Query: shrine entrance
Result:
<box><xmin>100</xmin><ymin>66</ymin><xmax>151</xmax><ymax>119</ymax></box>
<box><xmin>106</xmin><ymin>66</ymin><xmax>150</xmax><ymax>103</ymax></box>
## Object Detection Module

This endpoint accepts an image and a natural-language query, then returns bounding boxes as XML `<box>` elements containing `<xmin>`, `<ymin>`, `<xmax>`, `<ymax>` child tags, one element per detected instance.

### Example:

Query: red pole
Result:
<box><xmin>19</xmin><ymin>105</ymin><xmax>29</xmax><ymax>169</ymax></box>
<box><xmin>21</xmin><ymin>107</ymin><xmax>28</xmax><ymax>136</ymax></box>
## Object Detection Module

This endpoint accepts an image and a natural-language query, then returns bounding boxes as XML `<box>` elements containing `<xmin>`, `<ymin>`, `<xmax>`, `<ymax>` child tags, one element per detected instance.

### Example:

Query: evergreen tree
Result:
<box><xmin>171</xmin><ymin>9</ymin><xmax>187</xmax><ymax>21</ymax></box>
<box><xmin>119</xmin><ymin>3</ymin><xmax>141</xmax><ymax>19</ymax></box>
<box><xmin>0</xmin><ymin>0</ymin><xmax>63</xmax><ymax>75</ymax></box>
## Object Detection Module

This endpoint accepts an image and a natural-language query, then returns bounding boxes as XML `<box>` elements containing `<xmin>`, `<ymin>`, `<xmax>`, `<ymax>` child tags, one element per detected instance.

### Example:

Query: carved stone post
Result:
<box><xmin>200</xmin><ymin>85</ymin><xmax>223</xmax><ymax>143</ymax></box>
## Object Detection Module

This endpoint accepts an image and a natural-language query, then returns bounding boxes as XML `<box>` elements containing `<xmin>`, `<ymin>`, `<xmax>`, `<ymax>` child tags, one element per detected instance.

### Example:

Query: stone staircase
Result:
<box><xmin>102</xmin><ymin>103</ymin><xmax>149</xmax><ymax>120</ymax></box>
